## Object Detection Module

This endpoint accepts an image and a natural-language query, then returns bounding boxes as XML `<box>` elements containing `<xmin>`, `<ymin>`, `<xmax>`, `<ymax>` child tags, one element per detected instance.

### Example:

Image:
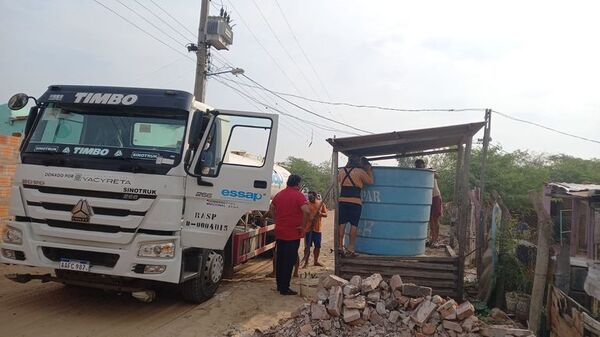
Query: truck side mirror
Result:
<box><xmin>7</xmin><ymin>93</ymin><xmax>30</xmax><ymax>111</ymax></box>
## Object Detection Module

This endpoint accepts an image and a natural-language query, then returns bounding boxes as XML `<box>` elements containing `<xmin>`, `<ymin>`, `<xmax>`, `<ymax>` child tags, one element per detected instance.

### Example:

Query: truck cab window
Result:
<box><xmin>197</xmin><ymin>114</ymin><xmax>272</xmax><ymax>177</ymax></box>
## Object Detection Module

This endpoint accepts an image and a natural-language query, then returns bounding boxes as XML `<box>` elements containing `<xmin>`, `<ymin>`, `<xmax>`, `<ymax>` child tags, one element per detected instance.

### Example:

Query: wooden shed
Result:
<box><xmin>327</xmin><ymin>122</ymin><xmax>485</xmax><ymax>299</ymax></box>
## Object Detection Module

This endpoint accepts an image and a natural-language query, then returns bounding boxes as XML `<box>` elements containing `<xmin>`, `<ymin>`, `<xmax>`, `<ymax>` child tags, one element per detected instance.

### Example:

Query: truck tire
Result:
<box><xmin>181</xmin><ymin>250</ymin><xmax>224</xmax><ymax>303</ymax></box>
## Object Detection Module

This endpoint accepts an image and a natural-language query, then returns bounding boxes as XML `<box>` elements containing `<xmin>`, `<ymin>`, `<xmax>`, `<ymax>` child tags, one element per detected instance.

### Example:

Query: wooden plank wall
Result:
<box><xmin>338</xmin><ymin>255</ymin><xmax>460</xmax><ymax>299</ymax></box>
<box><xmin>549</xmin><ymin>285</ymin><xmax>600</xmax><ymax>337</ymax></box>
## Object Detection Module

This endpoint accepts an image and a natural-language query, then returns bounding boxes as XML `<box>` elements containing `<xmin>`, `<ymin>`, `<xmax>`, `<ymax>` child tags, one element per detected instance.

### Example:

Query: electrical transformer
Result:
<box><xmin>206</xmin><ymin>16</ymin><xmax>233</xmax><ymax>50</ymax></box>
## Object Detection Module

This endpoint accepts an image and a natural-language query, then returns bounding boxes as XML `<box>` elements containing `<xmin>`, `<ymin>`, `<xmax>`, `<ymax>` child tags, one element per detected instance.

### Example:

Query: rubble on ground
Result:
<box><xmin>249</xmin><ymin>274</ymin><xmax>535</xmax><ymax>337</ymax></box>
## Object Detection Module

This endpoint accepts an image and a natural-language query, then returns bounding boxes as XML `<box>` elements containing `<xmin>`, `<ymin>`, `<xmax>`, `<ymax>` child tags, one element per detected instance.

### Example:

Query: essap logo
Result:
<box><xmin>221</xmin><ymin>189</ymin><xmax>263</xmax><ymax>201</ymax></box>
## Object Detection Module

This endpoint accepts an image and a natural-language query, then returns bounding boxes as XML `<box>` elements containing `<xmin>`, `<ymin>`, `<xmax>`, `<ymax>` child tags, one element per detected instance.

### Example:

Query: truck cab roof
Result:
<box><xmin>39</xmin><ymin>85</ymin><xmax>196</xmax><ymax>111</ymax></box>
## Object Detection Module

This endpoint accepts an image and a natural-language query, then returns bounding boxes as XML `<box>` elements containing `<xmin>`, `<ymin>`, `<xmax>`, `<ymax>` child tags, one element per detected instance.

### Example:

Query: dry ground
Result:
<box><xmin>0</xmin><ymin>212</ymin><xmax>335</xmax><ymax>337</ymax></box>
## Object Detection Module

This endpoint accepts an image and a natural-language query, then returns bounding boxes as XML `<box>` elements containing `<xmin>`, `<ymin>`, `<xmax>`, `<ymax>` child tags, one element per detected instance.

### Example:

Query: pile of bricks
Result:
<box><xmin>250</xmin><ymin>274</ymin><xmax>534</xmax><ymax>337</ymax></box>
<box><xmin>0</xmin><ymin>135</ymin><xmax>20</xmax><ymax>233</ymax></box>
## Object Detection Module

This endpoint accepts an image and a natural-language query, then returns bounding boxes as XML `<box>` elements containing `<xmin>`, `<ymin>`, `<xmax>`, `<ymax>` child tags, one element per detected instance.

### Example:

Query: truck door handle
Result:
<box><xmin>254</xmin><ymin>180</ymin><xmax>267</xmax><ymax>189</ymax></box>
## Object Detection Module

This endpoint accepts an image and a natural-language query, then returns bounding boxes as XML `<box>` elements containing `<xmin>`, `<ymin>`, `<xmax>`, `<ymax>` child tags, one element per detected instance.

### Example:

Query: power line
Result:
<box><xmin>115</xmin><ymin>0</ymin><xmax>188</xmax><ymax>47</ymax></box>
<box><xmin>215</xmin><ymin>77</ymin><xmax>487</xmax><ymax>114</ymax></box>
<box><xmin>242</xmin><ymin>74</ymin><xmax>372</xmax><ymax>134</ymax></box>
<box><xmin>224</xmin><ymin>1</ymin><xmax>311</xmax><ymax>98</ymax></box>
<box><xmin>93</xmin><ymin>0</ymin><xmax>193</xmax><ymax>61</ymax></box>
<box><xmin>149</xmin><ymin>0</ymin><xmax>197</xmax><ymax>39</ymax></box>
<box><xmin>133</xmin><ymin>0</ymin><xmax>194</xmax><ymax>43</ymax></box>
<box><xmin>214</xmin><ymin>77</ymin><xmax>360</xmax><ymax>135</ymax></box>
<box><xmin>272</xmin><ymin>0</ymin><xmax>333</xmax><ymax>100</ymax></box>
<box><xmin>492</xmin><ymin>110</ymin><xmax>600</xmax><ymax>145</ymax></box>
<box><xmin>250</xmin><ymin>0</ymin><xmax>327</xmax><ymax>113</ymax></box>
<box><xmin>210</xmin><ymin>58</ymin><xmax>318</xmax><ymax>137</ymax></box>
<box><xmin>225</xmin><ymin>0</ymin><xmax>342</xmax><ymax>124</ymax></box>
<box><xmin>213</xmin><ymin>76</ymin><xmax>308</xmax><ymax>141</ymax></box>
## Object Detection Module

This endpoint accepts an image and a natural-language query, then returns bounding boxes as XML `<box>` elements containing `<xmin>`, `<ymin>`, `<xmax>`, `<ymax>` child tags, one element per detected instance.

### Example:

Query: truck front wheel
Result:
<box><xmin>181</xmin><ymin>250</ymin><xmax>224</xmax><ymax>303</ymax></box>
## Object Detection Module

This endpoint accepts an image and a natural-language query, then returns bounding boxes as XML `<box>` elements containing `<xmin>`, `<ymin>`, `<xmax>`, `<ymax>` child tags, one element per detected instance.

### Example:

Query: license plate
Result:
<box><xmin>59</xmin><ymin>259</ymin><xmax>90</xmax><ymax>272</ymax></box>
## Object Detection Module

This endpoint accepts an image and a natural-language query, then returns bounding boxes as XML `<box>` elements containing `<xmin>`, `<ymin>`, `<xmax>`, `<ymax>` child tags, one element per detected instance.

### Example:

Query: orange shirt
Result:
<box><xmin>338</xmin><ymin>167</ymin><xmax>374</xmax><ymax>205</ymax></box>
<box><xmin>305</xmin><ymin>201</ymin><xmax>328</xmax><ymax>232</ymax></box>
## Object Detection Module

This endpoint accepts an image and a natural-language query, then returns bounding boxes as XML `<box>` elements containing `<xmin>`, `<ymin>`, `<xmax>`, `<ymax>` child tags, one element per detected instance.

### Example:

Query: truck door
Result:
<box><xmin>181</xmin><ymin>110</ymin><xmax>278</xmax><ymax>250</ymax></box>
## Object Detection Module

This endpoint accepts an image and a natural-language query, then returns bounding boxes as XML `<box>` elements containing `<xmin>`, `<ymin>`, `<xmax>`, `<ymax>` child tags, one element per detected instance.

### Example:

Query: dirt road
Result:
<box><xmin>0</xmin><ymin>212</ymin><xmax>335</xmax><ymax>337</ymax></box>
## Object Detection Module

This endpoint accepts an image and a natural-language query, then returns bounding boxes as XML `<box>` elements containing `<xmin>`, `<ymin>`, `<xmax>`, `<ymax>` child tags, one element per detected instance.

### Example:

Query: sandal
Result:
<box><xmin>346</xmin><ymin>250</ymin><xmax>359</xmax><ymax>257</ymax></box>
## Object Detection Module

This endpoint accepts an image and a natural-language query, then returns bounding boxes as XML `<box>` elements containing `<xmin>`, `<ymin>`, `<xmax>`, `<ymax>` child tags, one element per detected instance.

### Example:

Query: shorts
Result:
<box><xmin>338</xmin><ymin>201</ymin><xmax>362</xmax><ymax>227</ymax></box>
<box><xmin>304</xmin><ymin>231</ymin><xmax>322</xmax><ymax>249</ymax></box>
<box><xmin>431</xmin><ymin>196</ymin><xmax>443</xmax><ymax>219</ymax></box>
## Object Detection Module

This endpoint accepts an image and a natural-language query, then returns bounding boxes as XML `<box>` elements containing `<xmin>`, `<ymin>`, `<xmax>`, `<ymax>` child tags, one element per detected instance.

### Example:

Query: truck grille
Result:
<box><xmin>23</xmin><ymin>185</ymin><xmax>156</xmax><ymax>201</ymax></box>
<box><xmin>42</xmin><ymin>247</ymin><xmax>120</xmax><ymax>267</ymax></box>
<box><xmin>27</xmin><ymin>201</ymin><xmax>146</xmax><ymax>217</ymax></box>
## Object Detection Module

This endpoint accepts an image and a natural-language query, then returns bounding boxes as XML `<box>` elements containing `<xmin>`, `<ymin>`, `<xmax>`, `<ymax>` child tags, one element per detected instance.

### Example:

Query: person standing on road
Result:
<box><xmin>415</xmin><ymin>159</ymin><xmax>443</xmax><ymax>247</ymax></box>
<box><xmin>302</xmin><ymin>191</ymin><xmax>328</xmax><ymax>268</ymax></box>
<box><xmin>269</xmin><ymin>174</ymin><xmax>310</xmax><ymax>295</ymax></box>
<box><xmin>337</xmin><ymin>156</ymin><xmax>374</xmax><ymax>257</ymax></box>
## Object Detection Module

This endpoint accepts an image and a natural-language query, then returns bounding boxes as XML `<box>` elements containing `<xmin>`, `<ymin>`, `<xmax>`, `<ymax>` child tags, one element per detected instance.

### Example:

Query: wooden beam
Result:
<box><xmin>477</xmin><ymin>109</ymin><xmax>492</xmax><ymax>279</ymax></box>
<box><xmin>332</xmin><ymin>149</ymin><xmax>340</xmax><ymax>276</ymax></box>
<box><xmin>451</xmin><ymin>144</ymin><xmax>464</xmax><ymax>247</ymax></box>
<box><xmin>457</xmin><ymin>137</ymin><xmax>472</xmax><ymax>300</ymax></box>
<box><xmin>366</xmin><ymin>148</ymin><xmax>457</xmax><ymax>162</ymax></box>
<box><xmin>529</xmin><ymin>189</ymin><xmax>554</xmax><ymax>335</ymax></box>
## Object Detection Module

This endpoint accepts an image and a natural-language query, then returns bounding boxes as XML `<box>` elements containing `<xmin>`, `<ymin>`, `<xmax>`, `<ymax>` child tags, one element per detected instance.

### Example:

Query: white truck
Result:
<box><xmin>1</xmin><ymin>85</ymin><xmax>281</xmax><ymax>302</ymax></box>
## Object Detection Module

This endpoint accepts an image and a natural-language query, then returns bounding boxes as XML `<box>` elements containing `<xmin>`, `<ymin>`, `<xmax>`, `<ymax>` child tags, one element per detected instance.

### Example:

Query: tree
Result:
<box><xmin>278</xmin><ymin>157</ymin><xmax>332</xmax><ymax>195</ymax></box>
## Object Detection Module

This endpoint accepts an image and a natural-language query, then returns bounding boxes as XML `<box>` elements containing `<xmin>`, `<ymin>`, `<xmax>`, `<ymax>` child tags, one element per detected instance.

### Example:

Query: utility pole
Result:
<box><xmin>193</xmin><ymin>0</ymin><xmax>210</xmax><ymax>102</ymax></box>
<box><xmin>476</xmin><ymin>109</ymin><xmax>492</xmax><ymax>279</ymax></box>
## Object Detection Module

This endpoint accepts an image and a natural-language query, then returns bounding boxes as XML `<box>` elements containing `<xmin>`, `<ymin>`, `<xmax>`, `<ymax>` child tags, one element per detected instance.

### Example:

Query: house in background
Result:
<box><xmin>545</xmin><ymin>182</ymin><xmax>600</xmax><ymax>322</ymax></box>
<box><xmin>0</xmin><ymin>103</ymin><xmax>28</xmax><ymax>136</ymax></box>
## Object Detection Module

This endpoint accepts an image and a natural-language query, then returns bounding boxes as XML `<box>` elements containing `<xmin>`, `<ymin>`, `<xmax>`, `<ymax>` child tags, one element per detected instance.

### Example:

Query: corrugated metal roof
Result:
<box><xmin>327</xmin><ymin>122</ymin><xmax>485</xmax><ymax>157</ymax></box>
<box><xmin>548</xmin><ymin>182</ymin><xmax>600</xmax><ymax>198</ymax></box>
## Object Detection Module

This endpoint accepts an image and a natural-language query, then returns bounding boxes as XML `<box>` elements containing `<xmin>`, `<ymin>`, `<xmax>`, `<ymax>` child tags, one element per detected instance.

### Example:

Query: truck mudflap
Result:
<box><xmin>6</xmin><ymin>272</ymin><xmax>149</xmax><ymax>293</ymax></box>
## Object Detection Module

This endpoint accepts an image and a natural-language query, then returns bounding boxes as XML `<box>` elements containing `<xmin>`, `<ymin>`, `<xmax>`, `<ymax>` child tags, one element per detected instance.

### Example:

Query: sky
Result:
<box><xmin>1</xmin><ymin>0</ymin><xmax>599</xmax><ymax>164</ymax></box>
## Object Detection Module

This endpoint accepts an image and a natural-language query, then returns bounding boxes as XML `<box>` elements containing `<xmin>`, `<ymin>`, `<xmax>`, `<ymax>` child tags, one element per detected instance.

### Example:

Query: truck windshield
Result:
<box><xmin>25</xmin><ymin>104</ymin><xmax>187</xmax><ymax>164</ymax></box>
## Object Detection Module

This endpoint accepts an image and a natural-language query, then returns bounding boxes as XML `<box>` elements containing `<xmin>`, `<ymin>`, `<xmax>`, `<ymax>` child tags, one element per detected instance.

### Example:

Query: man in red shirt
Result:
<box><xmin>270</xmin><ymin>174</ymin><xmax>310</xmax><ymax>295</ymax></box>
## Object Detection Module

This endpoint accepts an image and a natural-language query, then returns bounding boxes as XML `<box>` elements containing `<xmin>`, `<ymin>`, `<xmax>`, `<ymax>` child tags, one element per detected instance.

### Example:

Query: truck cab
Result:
<box><xmin>0</xmin><ymin>85</ymin><xmax>278</xmax><ymax>302</ymax></box>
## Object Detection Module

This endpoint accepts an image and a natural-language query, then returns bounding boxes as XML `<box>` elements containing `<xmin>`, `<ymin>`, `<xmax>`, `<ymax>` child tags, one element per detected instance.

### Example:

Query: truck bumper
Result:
<box><xmin>0</xmin><ymin>220</ymin><xmax>182</xmax><ymax>284</ymax></box>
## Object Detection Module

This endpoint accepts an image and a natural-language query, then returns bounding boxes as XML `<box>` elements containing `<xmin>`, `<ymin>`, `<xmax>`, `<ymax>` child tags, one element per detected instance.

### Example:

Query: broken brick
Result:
<box><xmin>369</xmin><ymin>310</ymin><xmax>385</xmax><ymax>325</ymax></box>
<box><xmin>461</xmin><ymin>315</ymin><xmax>479</xmax><ymax>332</ymax></box>
<box><xmin>343</xmin><ymin>295</ymin><xmax>366</xmax><ymax>309</ymax></box>
<box><xmin>342</xmin><ymin>307</ymin><xmax>361</xmax><ymax>323</ymax></box>
<box><xmin>437</xmin><ymin>299</ymin><xmax>458</xmax><ymax>320</ymax></box>
<box><xmin>321</xmin><ymin>274</ymin><xmax>349</xmax><ymax>289</ymax></box>
<box><xmin>310</xmin><ymin>303</ymin><xmax>330</xmax><ymax>320</ymax></box>
<box><xmin>456</xmin><ymin>301</ymin><xmax>475</xmax><ymax>321</ymax></box>
<box><xmin>367</xmin><ymin>290</ymin><xmax>381</xmax><ymax>302</ymax></box>
<box><xmin>422</xmin><ymin>322</ymin><xmax>437</xmax><ymax>335</ymax></box>
<box><xmin>443</xmin><ymin>320</ymin><xmax>463</xmax><ymax>332</ymax></box>
<box><xmin>389</xmin><ymin>274</ymin><xmax>403</xmax><ymax>291</ymax></box>
<box><xmin>408</xmin><ymin>297</ymin><xmax>424</xmax><ymax>310</ymax></box>
<box><xmin>326</xmin><ymin>285</ymin><xmax>343</xmax><ymax>317</ymax></box>
<box><xmin>361</xmin><ymin>273</ymin><xmax>383</xmax><ymax>292</ymax></box>
<box><xmin>410</xmin><ymin>300</ymin><xmax>438</xmax><ymax>326</ymax></box>
<box><xmin>349</xmin><ymin>275</ymin><xmax>362</xmax><ymax>288</ymax></box>
<box><xmin>375</xmin><ymin>301</ymin><xmax>386</xmax><ymax>315</ymax></box>
<box><xmin>402</xmin><ymin>283</ymin><xmax>433</xmax><ymax>297</ymax></box>
<box><xmin>343</xmin><ymin>284</ymin><xmax>360</xmax><ymax>297</ymax></box>
<box><xmin>389</xmin><ymin>310</ymin><xmax>401</xmax><ymax>323</ymax></box>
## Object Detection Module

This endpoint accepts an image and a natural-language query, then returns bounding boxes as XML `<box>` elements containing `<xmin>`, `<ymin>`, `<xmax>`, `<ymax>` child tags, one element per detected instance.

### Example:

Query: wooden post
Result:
<box><xmin>451</xmin><ymin>144</ymin><xmax>464</xmax><ymax>248</ymax></box>
<box><xmin>529</xmin><ymin>189</ymin><xmax>554</xmax><ymax>334</ymax></box>
<box><xmin>332</xmin><ymin>150</ymin><xmax>340</xmax><ymax>276</ymax></box>
<box><xmin>457</xmin><ymin>138</ymin><xmax>472</xmax><ymax>300</ymax></box>
<box><xmin>477</xmin><ymin>109</ymin><xmax>492</xmax><ymax>279</ymax></box>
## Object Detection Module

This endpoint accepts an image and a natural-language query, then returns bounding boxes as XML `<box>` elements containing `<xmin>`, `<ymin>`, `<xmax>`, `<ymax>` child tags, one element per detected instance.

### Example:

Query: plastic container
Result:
<box><xmin>346</xmin><ymin>166</ymin><xmax>434</xmax><ymax>256</ymax></box>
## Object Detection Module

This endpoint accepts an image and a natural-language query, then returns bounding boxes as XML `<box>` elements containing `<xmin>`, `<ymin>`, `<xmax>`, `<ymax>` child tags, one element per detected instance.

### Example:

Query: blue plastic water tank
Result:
<box><xmin>345</xmin><ymin>167</ymin><xmax>434</xmax><ymax>256</ymax></box>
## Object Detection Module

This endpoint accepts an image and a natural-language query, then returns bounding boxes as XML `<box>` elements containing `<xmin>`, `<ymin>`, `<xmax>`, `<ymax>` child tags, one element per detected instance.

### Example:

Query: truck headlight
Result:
<box><xmin>2</xmin><ymin>227</ymin><xmax>22</xmax><ymax>245</ymax></box>
<box><xmin>138</xmin><ymin>241</ymin><xmax>175</xmax><ymax>258</ymax></box>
